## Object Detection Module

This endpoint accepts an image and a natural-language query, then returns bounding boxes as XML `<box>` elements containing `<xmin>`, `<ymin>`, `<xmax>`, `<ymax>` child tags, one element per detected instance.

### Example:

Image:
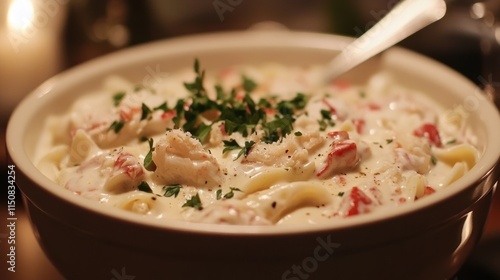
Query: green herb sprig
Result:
<box><xmin>144</xmin><ymin>138</ymin><xmax>156</xmax><ymax>171</ymax></box>
<box><xmin>183</xmin><ymin>193</ymin><xmax>203</xmax><ymax>210</ymax></box>
<box><xmin>163</xmin><ymin>184</ymin><xmax>182</xmax><ymax>198</ymax></box>
<box><xmin>138</xmin><ymin>181</ymin><xmax>153</xmax><ymax>193</ymax></box>
<box><xmin>223</xmin><ymin>139</ymin><xmax>255</xmax><ymax>160</ymax></box>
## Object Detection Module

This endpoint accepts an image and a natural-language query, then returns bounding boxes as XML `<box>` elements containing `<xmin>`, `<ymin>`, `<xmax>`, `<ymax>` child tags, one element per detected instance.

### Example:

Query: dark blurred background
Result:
<box><xmin>1</xmin><ymin>0</ymin><xmax>500</xmax><ymax>279</ymax></box>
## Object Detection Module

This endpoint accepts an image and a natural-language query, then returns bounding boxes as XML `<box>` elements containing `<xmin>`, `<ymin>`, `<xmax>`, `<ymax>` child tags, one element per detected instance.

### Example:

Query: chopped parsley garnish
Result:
<box><xmin>223</xmin><ymin>187</ymin><xmax>242</xmax><ymax>199</ymax></box>
<box><xmin>258</xmin><ymin>98</ymin><xmax>272</xmax><ymax>108</ymax></box>
<box><xmin>318</xmin><ymin>110</ymin><xmax>335</xmax><ymax>131</ymax></box>
<box><xmin>183</xmin><ymin>193</ymin><xmax>203</xmax><ymax>210</ymax></box>
<box><xmin>141</xmin><ymin>103</ymin><xmax>153</xmax><ymax>120</ymax></box>
<box><xmin>216</xmin><ymin>188</ymin><xmax>242</xmax><ymax>200</ymax></box>
<box><xmin>163</xmin><ymin>184</ymin><xmax>182</xmax><ymax>198</ymax></box>
<box><xmin>112</xmin><ymin>92</ymin><xmax>126</xmax><ymax>106</ymax></box>
<box><xmin>194</xmin><ymin>123</ymin><xmax>213</xmax><ymax>143</ymax></box>
<box><xmin>166</xmin><ymin>60</ymin><xmax>310</xmax><ymax>145</ymax></box>
<box><xmin>144</xmin><ymin>138</ymin><xmax>156</xmax><ymax>170</ymax></box>
<box><xmin>318</xmin><ymin>119</ymin><xmax>328</xmax><ymax>131</ymax></box>
<box><xmin>276</xmin><ymin>93</ymin><xmax>307</xmax><ymax>117</ymax></box>
<box><xmin>222</xmin><ymin>139</ymin><xmax>241</xmax><ymax>153</ymax></box>
<box><xmin>138</xmin><ymin>181</ymin><xmax>153</xmax><ymax>193</ymax></box>
<box><xmin>242</xmin><ymin>76</ymin><xmax>257</xmax><ymax>92</ymax></box>
<box><xmin>262</xmin><ymin>116</ymin><xmax>294</xmax><ymax>143</ymax></box>
<box><xmin>294</xmin><ymin>131</ymin><xmax>303</xmax><ymax>136</ymax></box>
<box><xmin>108</xmin><ymin>120</ymin><xmax>125</xmax><ymax>133</ymax></box>
<box><xmin>216</xmin><ymin>189</ymin><xmax>223</xmax><ymax>200</ymax></box>
<box><xmin>446</xmin><ymin>139</ymin><xmax>457</xmax><ymax>145</ymax></box>
<box><xmin>223</xmin><ymin>139</ymin><xmax>255</xmax><ymax>160</ymax></box>
<box><xmin>134</xmin><ymin>84</ymin><xmax>153</xmax><ymax>93</ymax></box>
<box><xmin>431</xmin><ymin>155</ymin><xmax>437</xmax><ymax>165</ymax></box>
<box><xmin>215</xmin><ymin>90</ymin><xmax>265</xmax><ymax>138</ymax></box>
<box><xmin>183</xmin><ymin>58</ymin><xmax>206</xmax><ymax>97</ymax></box>
<box><xmin>320</xmin><ymin>109</ymin><xmax>332</xmax><ymax>120</ymax></box>
<box><xmin>172</xmin><ymin>99</ymin><xmax>185</xmax><ymax>129</ymax></box>
<box><xmin>238</xmin><ymin>141</ymin><xmax>255</xmax><ymax>159</ymax></box>
<box><xmin>386</xmin><ymin>139</ymin><xmax>394</xmax><ymax>144</ymax></box>
<box><xmin>154</xmin><ymin>102</ymin><xmax>169</xmax><ymax>112</ymax></box>
<box><xmin>338</xmin><ymin>191</ymin><xmax>345</xmax><ymax>197</ymax></box>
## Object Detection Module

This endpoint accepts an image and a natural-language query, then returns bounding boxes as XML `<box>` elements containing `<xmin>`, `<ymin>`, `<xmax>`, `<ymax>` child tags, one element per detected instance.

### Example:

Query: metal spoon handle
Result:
<box><xmin>323</xmin><ymin>0</ymin><xmax>447</xmax><ymax>82</ymax></box>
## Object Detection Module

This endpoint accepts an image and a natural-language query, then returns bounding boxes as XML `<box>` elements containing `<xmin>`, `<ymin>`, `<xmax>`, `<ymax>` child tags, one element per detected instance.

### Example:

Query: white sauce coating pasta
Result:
<box><xmin>36</xmin><ymin>62</ymin><xmax>480</xmax><ymax>226</ymax></box>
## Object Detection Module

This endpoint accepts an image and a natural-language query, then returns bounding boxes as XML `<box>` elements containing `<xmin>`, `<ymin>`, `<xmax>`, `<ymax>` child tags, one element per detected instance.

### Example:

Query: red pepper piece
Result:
<box><xmin>346</xmin><ymin>187</ymin><xmax>373</xmax><ymax>216</ymax></box>
<box><xmin>413</xmin><ymin>123</ymin><xmax>442</xmax><ymax>147</ymax></box>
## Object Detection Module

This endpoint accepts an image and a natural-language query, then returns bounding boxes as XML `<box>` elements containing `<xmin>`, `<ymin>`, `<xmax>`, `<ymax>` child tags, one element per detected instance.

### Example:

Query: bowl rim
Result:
<box><xmin>6</xmin><ymin>30</ymin><xmax>500</xmax><ymax>235</ymax></box>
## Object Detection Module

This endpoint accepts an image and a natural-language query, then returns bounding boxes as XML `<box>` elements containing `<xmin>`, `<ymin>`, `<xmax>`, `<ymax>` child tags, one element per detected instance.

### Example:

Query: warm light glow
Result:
<box><xmin>470</xmin><ymin>2</ymin><xmax>486</xmax><ymax>19</ymax></box>
<box><xmin>495</xmin><ymin>25</ymin><xmax>500</xmax><ymax>45</ymax></box>
<box><xmin>7</xmin><ymin>0</ymin><xmax>34</xmax><ymax>31</ymax></box>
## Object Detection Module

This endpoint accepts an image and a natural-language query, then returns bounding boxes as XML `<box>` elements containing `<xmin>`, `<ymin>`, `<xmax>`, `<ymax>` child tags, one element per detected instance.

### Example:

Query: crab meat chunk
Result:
<box><xmin>394</xmin><ymin>147</ymin><xmax>431</xmax><ymax>174</ymax></box>
<box><xmin>70</xmin><ymin>90</ymin><xmax>173</xmax><ymax>148</ymax></box>
<box><xmin>243</xmin><ymin>132</ymin><xmax>323</xmax><ymax>168</ymax></box>
<box><xmin>59</xmin><ymin>149</ymin><xmax>144</xmax><ymax>199</ymax></box>
<box><xmin>153</xmin><ymin>129</ymin><xmax>223</xmax><ymax>188</ymax></box>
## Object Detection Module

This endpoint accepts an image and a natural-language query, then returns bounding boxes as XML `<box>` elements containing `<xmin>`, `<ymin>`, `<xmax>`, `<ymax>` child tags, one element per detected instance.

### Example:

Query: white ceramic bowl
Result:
<box><xmin>7</xmin><ymin>31</ymin><xmax>500</xmax><ymax>280</ymax></box>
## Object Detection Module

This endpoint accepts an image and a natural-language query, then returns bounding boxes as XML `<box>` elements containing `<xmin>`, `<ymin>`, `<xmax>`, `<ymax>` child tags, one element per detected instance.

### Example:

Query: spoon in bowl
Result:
<box><xmin>322</xmin><ymin>0</ymin><xmax>447</xmax><ymax>83</ymax></box>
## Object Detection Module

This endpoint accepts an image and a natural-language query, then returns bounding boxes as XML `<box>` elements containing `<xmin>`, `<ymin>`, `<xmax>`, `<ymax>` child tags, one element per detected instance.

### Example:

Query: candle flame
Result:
<box><xmin>7</xmin><ymin>0</ymin><xmax>34</xmax><ymax>32</ymax></box>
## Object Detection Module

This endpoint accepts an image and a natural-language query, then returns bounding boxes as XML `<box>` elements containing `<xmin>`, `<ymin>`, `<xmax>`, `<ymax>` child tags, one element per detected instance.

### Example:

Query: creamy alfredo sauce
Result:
<box><xmin>36</xmin><ymin>61</ymin><xmax>479</xmax><ymax>226</ymax></box>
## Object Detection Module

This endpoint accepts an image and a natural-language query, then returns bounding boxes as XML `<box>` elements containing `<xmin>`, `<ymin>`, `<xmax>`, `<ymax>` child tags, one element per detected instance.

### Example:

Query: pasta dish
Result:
<box><xmin>35</xmin><ymin>60</ymin><xmax>479</xmax><ymax>225</ymax></box>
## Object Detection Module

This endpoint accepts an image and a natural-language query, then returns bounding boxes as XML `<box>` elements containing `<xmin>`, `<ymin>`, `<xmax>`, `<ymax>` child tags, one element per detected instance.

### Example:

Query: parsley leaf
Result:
<box><xmin>223</xmin><ymin>187</ymin><xmax>242</xmax><ymax>199</ymax></box>
<box><xmin>144</xmin><ymin>138</ymin><xmax>156</xmax><ymax>171</ymax></box>
<box><xmin>258</xmin><ymin>98</ymin><xmax>272</xmax><ymax>108</ymax></box>
<box><xmin>446</xmin><ymin>139</ymin><xmax>457</xmax><ymax>145</ymax></box>
<box><xmin>215</xmin><ymin>84</ymin><xmax>226</xmax><ymax>101</ymax></box>
<box><xmin>320</xmin><ymin>109</ymin><xmax>332</xmax><ymax>120</ymax></box>
<box><xmin>223</xmin><ymin>140</ymin><xmax>255</xmax><ymax>160</ymax></box>
<box><xmin>277</xmin><ymin>93</ymin><xmax>307</xmax><ymax>116</ymax></box>
<box><xmin>242</xmin><ymin>75</ymin><xmax>257</xmax><ymax>92</ymax></box>
<box><xmin>262</xmin><ymin>116</ymin><xmax>293</xmax><ymax>143</ymax></box>
<box><xmin>237</xmin><ymin>141</ymin><xmax>255</xmax><ymax>159</ymax></box>
<box><xmin>138</xmin><ymin>181</ymin><xmax>153</xmax><ymax>193</ymax></box>
<box><xmin>219</xmin><ymin>99</ymin><xmax>264</xmax><ymax>137</ymax></box>
<box><xmin>216</xmin><ymin>188</ymin><xmax>242</xmax><ymax>200</ymax></box>
<box><xmin>318</xmin><ymin>119</ymin><xmax>328</xmax><ymax>131</ymax></box>
<box><xmin>108</xmin><ymin>120</ymin><xmax>125</xmax><ymax>133</ymax></box>
<box><xmin>163</xmin><ymin>184</ymin><xmax>182</xmax><ymax>198</ymax></box>
<box><xmin>183</xmin><ymin>58</ymin><xmax>206</xmax><ymax>97</ymax></box>
<box><xmin>183</xmin><ymin>193</ymin><xmax>203</xmax><ymax>210</ymax></box>
<box><xmin>194</xmin><ymin>123</ymin><xmax>212</xmax><ymax>143</ymax></box>
<box><xmin>317</xmin><ymin>109</ymin><xmax>335</xmax><ymax>131</ymax></box>
<box><xmin>112</xmin><ymin>92</ymin><xmax>126</xmax><ymax>106</ymax></box>
<box><xmin>222</xmin><ymin>139</ymin><xmax>241</xmax><ymax>154</ymax></box>
<box><xmin>431</xmin><ymin>155</ymin><xmax>437</xmax><ymax>165</ymax></box>
<box><xmin>154</xmin><ymin>102</ymin><xmax>169</xmax><ymax>112</ymax></box>
<box><xmin>172</xmin><ymin>99</ymin><xmax>185</xmax><ymax>129</ymax></box>
<box><xmin>141</xmin><ymin>103</ymin><xmax>153</xmax><ymax>120</ymax></box>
